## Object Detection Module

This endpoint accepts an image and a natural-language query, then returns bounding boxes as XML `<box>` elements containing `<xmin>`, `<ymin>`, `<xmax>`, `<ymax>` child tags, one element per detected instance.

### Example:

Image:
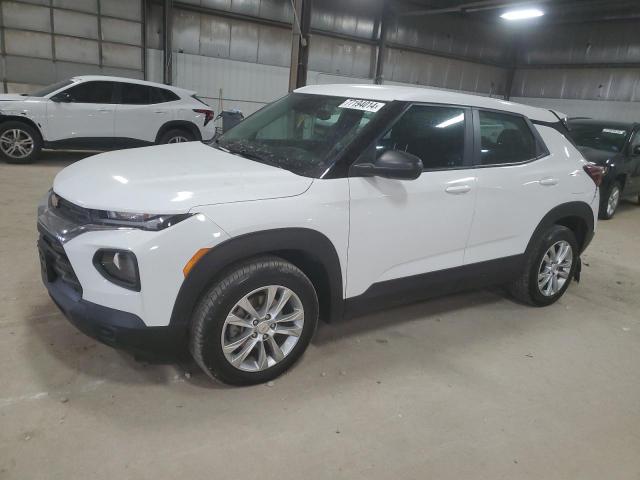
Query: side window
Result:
<box><xmin>63</xmin><ymin>81</ymin><xmax>114</xmax><ymax>103</ymax></box>
<box><xmin>479</xmin><ymin>110</ymin><xmax>537</xmax><ymax>165</ymax></box>
<box><xmin>150</xmin><ymin>87</ymin><xmax>179</xmax><ymax>104</ymax></box>
<box><xmin>120</xmin><ymin>83</ymin><xmax>151</xmax><ymax>105</ymax></box>
<box><xmin>376</xmin><ymin>105</ymin><xmax>466</xmax><ymax>170</ymax></box>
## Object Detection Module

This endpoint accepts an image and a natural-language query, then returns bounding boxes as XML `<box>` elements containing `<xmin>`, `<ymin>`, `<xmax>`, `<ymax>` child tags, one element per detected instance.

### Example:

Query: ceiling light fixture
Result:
<box><xmin>500</xmin><ymin>8</ymin><xmax>544</xmax><ymax>20</ymax></box>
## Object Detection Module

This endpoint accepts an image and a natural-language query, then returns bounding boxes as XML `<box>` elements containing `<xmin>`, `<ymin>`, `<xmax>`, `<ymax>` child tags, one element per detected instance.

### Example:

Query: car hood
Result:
<box><xmin>53</xmin><ymin>142</ymin><xmax>313</xmax><ymax>214</ymax></box>
<box><xmin>577</xmin><ymin>146</ymin><xmax>622</xmax><ymax>166</ymax></box>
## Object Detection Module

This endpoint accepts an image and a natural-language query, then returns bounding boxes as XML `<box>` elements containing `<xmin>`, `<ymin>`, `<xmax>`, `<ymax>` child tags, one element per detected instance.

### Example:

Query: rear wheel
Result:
<box><xmin>599</xmin><ymin>181</ymin><xmax>621</xmax><ymax>220</ymax></box>
<box><xmin>158</xmin><ymin>128</ymin><xmax>195</xmax><ymax>144</ymax></box>
<box><xmin>190</xmin><ymin>256</ymin><xmax>318</xmax><ymax>385</ymax></box>
<box><xmin>0</xmin><ymin>121</ymin><xmax>42</xmax><ymax>164</ymax></box>
<box><xmin>509</xmin><ymin>225</ymin><xmax>579</xmax><ymax>306</ymax></box>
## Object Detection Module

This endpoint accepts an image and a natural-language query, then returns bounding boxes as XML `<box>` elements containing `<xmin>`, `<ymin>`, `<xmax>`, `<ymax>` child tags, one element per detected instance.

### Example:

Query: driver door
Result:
<box><xmin>346</xmin><ymin>104</ymin><xmax>478</xmax><ymax>298</ymax></box>
<box><xmin>45</xmin><ymin>81</ymin><xmax>116</xmax><ymax>143</ymax></box>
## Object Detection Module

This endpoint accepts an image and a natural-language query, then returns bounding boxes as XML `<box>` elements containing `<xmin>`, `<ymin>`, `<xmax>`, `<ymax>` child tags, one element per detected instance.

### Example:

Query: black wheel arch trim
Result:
<box><xmin>527</xmin><ymin>201</ymin><xmax>595</xmax><ymax>255</ymax></box>
<box><xmin>169</xmin><ymin>228</ymin><xmax>344</xmax><ymax>327</ymax></box>
<box><xmin>155</xmin><ymin>120</ymin><xmax>202</xmax><ymax>143</ymax></box>
<box><xmin>0</xmin><ymin>115</ymin><xmax>44</xmax><ymax>141</ymax></box>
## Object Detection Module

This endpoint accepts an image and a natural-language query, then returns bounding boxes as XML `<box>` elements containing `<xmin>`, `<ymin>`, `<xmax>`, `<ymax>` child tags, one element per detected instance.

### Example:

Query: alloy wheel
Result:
<box><xmin>167</xmin><ymin>135</ymin><xmax>189</xmax><ymax>143</ymax></box>
<box><xmin>0</xmin><ymin>129</ymin><xmax>34</xmax><ymax>159</ymax></box>
<box><xmin>537</xmin><ymin>240</ymin><xmax>573</xmax><ymax>297</ymax></box>
<box><xmin>221</xmin><ymin>285</ymin><xmax>304</xmax><ymax>372</ymax></box>
<box><xmin>607</xmin><ymin>185</ymin><xmax>620</xmax><ymax>217</ymax></box>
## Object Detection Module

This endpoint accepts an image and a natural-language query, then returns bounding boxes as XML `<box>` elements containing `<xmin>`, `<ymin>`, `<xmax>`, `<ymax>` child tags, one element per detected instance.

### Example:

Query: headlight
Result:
<box><xmin>93</xmin><ymin>250</ymin><xmax>140</xmax><ymax>291</ymax></box>
<box><xmin>96</xmin><ymin>211</ymin><xmax>193</xmax><ymax>231</ymax></box>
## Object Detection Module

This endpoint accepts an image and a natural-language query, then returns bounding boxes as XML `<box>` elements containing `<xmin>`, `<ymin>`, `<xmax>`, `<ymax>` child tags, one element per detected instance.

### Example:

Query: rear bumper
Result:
<box><xmin>47</xmin><ymin>278</ymin><xmax>187</xmax><ymax>358</ymax></box>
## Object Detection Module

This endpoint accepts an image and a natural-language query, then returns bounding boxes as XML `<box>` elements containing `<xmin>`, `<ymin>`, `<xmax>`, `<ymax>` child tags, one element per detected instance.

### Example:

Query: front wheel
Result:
<box><xmin>0</xmin><ymin>121</ymin><xmax>42</xmax><ymax>164</ymax></box>
<box><xmin>509</xmin><ymin>225</ymin><xmax>579</xmax><ymax>306</ymax></box>
<box><xmin>190</xmin><ymin>256</ymin><xmax>318</xmax><ymax>385</ymax></box>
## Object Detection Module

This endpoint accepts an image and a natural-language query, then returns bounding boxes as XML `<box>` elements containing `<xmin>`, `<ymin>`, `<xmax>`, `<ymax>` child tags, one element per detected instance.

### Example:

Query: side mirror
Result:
<box><xmin>51</xmin><ymin>91</ymin><xmax>71</xmax><ymax>103</ymax></box>
<box><xmin>351</xmin><ymin>149</ymin><xmax>423</xmax><ymax>180</ymax></box>
<box><xmin>633</xmin><ymin>145</ymin><xmax>640</xmax><ymax>156</ymax></box>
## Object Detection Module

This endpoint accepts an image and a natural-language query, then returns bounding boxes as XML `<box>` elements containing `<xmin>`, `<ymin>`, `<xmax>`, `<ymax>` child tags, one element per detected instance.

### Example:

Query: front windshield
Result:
<box><xmin>569</xmin><ymin>123</ymin><xmax>631</xmax><ymax>153</ymax></box>
<box><xmin>32</xmin><ymin>79</ymin><xmax>74</xmax><ymax>97</ymax></box>
<box><xmin>217</xmin><ymin>93</ymin><xmax>385</xmax><ymax>177</ymax></box>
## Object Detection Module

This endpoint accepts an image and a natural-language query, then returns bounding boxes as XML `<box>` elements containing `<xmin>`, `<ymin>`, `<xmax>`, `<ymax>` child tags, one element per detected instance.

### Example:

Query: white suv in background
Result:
<box><xmin>0</xmin><ymin>76</ymin><xmax>215</xmax><ymax>163</ymax></box>
<box><xmin>37</xmin><ymin>85</ymin><xmax>601</xmax><ymax>385</ymax></box>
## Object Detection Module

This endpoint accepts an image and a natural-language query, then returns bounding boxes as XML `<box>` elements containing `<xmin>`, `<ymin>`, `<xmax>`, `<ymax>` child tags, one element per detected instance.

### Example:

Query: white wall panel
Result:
<box><xmin>101</xmin><ymin>17</ymin><xmax>142</xmax><ymax>46</ymax></box>
<box><xmin>53</xmin><ymin>9</ymin><xmax>99</xmax><ymax>39</ymax></box>
<box><xmin>4</xmin><ymin>30</ymin><xmax>52</xmax><ymax>59</ymax></box>
<box><xmin>1</xmin><ymin>2</ymin><xmax>51</xmax><ymax>32</ymax></box>
<box><xmin>53</xmin><ymin>0</ymin><xmax>98</xmax><ymax>13</ymax></box>
<box><xmin>102</xmin><ymin>43</ymin><xmax>142</xmax><ymax>69</ymax></box>
<box><xmin>172</xmin><ymin>51</ymin><xmax>289</xmax><ymax>115</ymax></box>
<box><xmin>54</xmin><ymin>36</ymin><xmax>100</xmax><ymax>64</ymax></box>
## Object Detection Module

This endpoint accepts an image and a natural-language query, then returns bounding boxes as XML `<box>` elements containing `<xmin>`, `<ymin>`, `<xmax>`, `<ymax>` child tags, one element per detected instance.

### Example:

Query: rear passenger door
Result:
<box><xmin>347</xmin><ymin>104</ymin><xmax>478</xmax><ymax>298</ymax></box>
<box><xmin>465</xmin><ymin>109</ymin><xmax>564</xmax><ymax>265</ymax></box>
<box><xmin>114</xmin><ymin>83</ymin><xmax>178</xmax><ymax>143</ymax></box>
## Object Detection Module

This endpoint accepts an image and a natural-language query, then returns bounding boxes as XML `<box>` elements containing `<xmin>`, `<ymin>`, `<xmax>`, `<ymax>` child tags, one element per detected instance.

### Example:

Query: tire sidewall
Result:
<box><xmin>159</xmin><ymin>128</ymin><xmax>194</xmax><ymax>144</ymax></box>
<box><xmin>194</xmin><ymin>264</ymin><xmax>318</xmax><ymax>385</ymax></box>
<box><xmin>0</xmin><ymin>122</ymin><xmax>42</xmax><ymax>164</ymax></box>
<box><xmin>599</xmin><ymin>182</ymin><xmax>620</xmax><ymax>220</ymax></box>
<box><xmin>527</xmin><ymin>226</ymin><xmax>579</xmax><ymax>306</ymax></box>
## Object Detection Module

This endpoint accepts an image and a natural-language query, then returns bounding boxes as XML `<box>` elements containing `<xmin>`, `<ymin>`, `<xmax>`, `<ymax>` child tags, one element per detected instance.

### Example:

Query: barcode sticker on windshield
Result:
<box><xmin>338</xmin><ymin>99</ymin><xmax>386</xmax><ymax>112</ymax></box>
<box><xmin>602</xmin><ymin>128</ymin><xmax>626</xmax><ymax>135</ymax></box>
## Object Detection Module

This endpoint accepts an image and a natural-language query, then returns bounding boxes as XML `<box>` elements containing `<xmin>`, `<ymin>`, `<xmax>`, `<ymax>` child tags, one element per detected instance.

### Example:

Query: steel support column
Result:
<box><xmin>162</xmin><ymin>0</ymin><xmax>173</xmax><ymax>85</ymax></box>
<box><xmin>288</xmin><ymin>0</ymin><xmax>311</xmax><ymax>92</ymax></box>
<box><xmin>374</xmin><ymin>1</ymin><xmax>389</xmax><ymax>85</ymax></box>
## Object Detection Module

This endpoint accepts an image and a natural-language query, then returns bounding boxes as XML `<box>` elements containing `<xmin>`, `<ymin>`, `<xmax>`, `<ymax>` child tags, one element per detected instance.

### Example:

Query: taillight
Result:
<box><xmin>193</xmin><ymin>109</ymin><xmax>214</xmax><ymax>126</ymax></box>
<box><xmin>583</xmin><ymin>163</ymin><xmax>605</xmax><ymax>187</ymax></box>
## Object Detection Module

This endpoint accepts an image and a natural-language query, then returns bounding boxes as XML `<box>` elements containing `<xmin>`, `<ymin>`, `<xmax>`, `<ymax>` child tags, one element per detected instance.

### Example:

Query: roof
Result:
<box><xmin>295</xmin><ymin>84</ymin><xmax>561</xmax><ymax>123</ymax></box>
<box><xmin>568</xmin><ymin>118</ymin><xmax>637</xmax><ymax>129</ymax></box>
<box><xmin>70</xmin><ymin>75</ymin><xmax>196</xmax><ymax>96</ymax></box>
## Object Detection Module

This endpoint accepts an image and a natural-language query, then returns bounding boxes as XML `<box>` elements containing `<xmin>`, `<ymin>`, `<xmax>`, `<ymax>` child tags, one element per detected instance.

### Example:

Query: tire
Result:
<box><xmin>599</xmin><ymin>181</ymin><xmax>621</xmax><ymax>220</ymax></box>
<box><xmin>508</xmin><ymin>225</ymin><xmax>579</xmax><ymax>307</ymax></box>
<box><xmin>0</xmin><ymin>121</ymin><xmax>42</xmax><ymax>164</ymax></box>
<box><xmin>190</xmin><ymin>256</ymin><xmax>319</xmax><ymax>385</ymax></box>
<box><xmin>158</xmin><ymin>128</ymin><xmax>195</xmax><ymax>144</ymax></box>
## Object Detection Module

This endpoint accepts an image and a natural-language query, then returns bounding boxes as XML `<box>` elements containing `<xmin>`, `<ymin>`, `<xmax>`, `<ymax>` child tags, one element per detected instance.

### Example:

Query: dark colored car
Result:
<box><xmin>568</xmin><ymin>119</ymin><xmax>640</xmax><ymax>219</ymax></box>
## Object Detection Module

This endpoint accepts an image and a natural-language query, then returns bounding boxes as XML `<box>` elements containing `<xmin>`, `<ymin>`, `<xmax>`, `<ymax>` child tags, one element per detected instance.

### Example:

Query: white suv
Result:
<box><xmin>37</xmin><ymin>85</ymin><xmax>601</xmax><ymax>385</ymax></box>
<box><xmin>0</xmin><ymin>76</ymin><xmax>215</xmax><ymax>163</ymax></box>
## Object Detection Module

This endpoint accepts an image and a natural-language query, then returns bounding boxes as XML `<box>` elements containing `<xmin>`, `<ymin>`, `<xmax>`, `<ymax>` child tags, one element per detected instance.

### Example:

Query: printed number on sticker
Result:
<box><xmin>338</xmin><ymin>99</ymin><xmax>386</xmax><ymax>112</ymax></box>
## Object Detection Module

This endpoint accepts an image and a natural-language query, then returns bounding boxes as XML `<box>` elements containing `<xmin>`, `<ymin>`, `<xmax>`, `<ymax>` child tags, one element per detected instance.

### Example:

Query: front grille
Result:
<box><xmin>38</xmin><ymin>226</ymin><xmax>83</xmax><ymax>294</ymax></box>
<box><xmin>54</xmin><ymin>195</ymin><xmax>93</xmax><ymax>224</ymax></box>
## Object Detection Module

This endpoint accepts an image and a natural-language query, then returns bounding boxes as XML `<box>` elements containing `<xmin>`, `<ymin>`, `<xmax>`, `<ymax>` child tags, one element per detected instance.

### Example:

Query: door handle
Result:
<box><xmin>98</xmin><ymin>108</ymin><xmax>111</xmax><ymax>113</ymax></box>
<box><xmin>539</xmin><ymin>178</ymin><xmax>559</xmax><ymax>186</ymax></box>
<box><xmin>154</xmin><ymin>111</ymin><xmax>167</xmax><ymax>114</ymax></box>
<box><xmin>445</xmin><ymin>185</ymin><xmax>472</xmax><ymax>194</ymax></box>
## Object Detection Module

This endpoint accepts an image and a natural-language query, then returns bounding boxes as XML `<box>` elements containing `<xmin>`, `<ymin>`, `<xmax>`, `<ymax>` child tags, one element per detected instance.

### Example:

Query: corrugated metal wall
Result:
<box><xmin>146</xmin><ymin>0</ymin><xmax>509</xmax><ymax>114</ymax></box>
<box><xmin>511</xmin><ymin>21</ymin><xmax>640</xmax><ymax>104</ymax></box>
<box><xmin>0</xmin><ymin>0</ymin><xmax>145</xmax><ymax>93</ymax></box>
<box><xmin>2</xmin><ymin>0</ymin><xmax>636</xmax><ymax>119</ymax></box>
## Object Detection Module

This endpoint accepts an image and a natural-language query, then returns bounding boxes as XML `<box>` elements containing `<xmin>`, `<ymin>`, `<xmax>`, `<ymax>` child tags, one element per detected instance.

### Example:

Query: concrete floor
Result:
<box><xmin>1</xmin><ymin>152</ymin><xmax>639</xmax><ymax>480</ymax></box>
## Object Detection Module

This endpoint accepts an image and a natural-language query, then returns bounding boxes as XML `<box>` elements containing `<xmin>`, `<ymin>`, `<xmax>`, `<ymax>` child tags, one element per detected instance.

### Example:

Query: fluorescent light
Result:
<box><xmin>500</xmin><ymin>8</ymin><xmax>544</xmax><ymax>20</ymax></box>
<box><xmin>436</xmin><ymin>113</ymin><xmax>464</xmax><ymax>129</ymax></box>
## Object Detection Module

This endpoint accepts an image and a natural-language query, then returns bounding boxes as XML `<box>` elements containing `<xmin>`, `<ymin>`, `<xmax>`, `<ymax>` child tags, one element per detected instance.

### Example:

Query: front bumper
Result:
<box><xmin>46</xmin><ymin>277</ymin><xmax>187</xmax><ymax>357</ymax></box>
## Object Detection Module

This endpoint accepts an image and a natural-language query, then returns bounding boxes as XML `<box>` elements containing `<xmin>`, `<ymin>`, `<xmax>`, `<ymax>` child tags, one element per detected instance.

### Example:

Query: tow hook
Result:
<box><xmin>574</xmin><ymin>256</ymin><xmax>582</xmax><ymax>283</ymax></box>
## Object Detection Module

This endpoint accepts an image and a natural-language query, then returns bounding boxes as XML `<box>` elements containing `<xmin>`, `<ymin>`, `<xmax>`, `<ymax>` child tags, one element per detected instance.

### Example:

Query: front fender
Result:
<box><xmin>169</xmin><ymin>228</ymin><xmax>344</xmax><ymax>326</ymax></box>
